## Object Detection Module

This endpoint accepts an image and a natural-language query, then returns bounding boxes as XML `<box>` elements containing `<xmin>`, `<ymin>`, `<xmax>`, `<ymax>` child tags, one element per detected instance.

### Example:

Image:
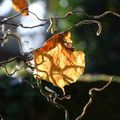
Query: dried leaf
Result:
<box><xmin>33</xmin><ymin>32</ymin><xmax>85</xmax><ymax>92</ymax></box>
<box><xmin>12</xmin><ymin>0</ymin><xmax>29</xmax><ymax>16</ymax></box>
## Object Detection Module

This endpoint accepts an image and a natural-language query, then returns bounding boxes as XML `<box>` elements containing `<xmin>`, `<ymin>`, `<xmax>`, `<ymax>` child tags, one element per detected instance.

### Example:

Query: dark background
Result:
<box><xmin>0</xmin><ymin>0</ymin><xmax>120</xmax><ymax>120</ymax></box>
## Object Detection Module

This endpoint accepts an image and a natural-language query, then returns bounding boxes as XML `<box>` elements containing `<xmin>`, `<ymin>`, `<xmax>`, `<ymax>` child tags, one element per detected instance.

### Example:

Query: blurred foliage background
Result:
<box><xmin>0</xmin><ymin>0</ymin><xmax>120</xmax><ymax>120</ymax></box>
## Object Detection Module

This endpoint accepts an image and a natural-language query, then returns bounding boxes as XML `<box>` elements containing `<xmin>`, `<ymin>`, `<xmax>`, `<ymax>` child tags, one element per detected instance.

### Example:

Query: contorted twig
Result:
<box><xmin>1</xmin><ymin>64</ymin><xmax>25</xmax><ymax>76</ymax></box>
<box><xmin>0</xmin><ymin>56</ymin><xmax>34</xmax><ymax>76</ymax></box>
<box><xmin>0</xmin><ymin>7</ymin><xmax>120</xmax><ymax>120</ymax></box>
<box><xmin>77</xmin><ymin>10</ymin><xmax>120</xmax><ymax>19</ymax></box>
<box><xmin>0</xmin><ymin>8</ymin><xmax>72</xmax><ymax>29</ymax></box>
<box><xmin>31</xmin><ymin>78</ymin><xmax>70</xmax><ymax>120</ymax></box>
<box><xmin>0</xmin><ymin>56</ymin><xmax>29</xmax><ymax>65</ymax></box>
<box><xmin>0</xmin><ymin>8</ymin><xmax>120</xmax><ymax>30</ymax></box>
<box><xmin>68</xmin><ymin>19</ymin><xmax>102</xmax><ymax>36</ymax></box>
<box><xmin>76</xmin><ymin>77</ymin><xmax>113</xmax><ymax>120</ymax></box>
<box><xmin>0</xmin><ymin>30</ymin><xmax>25</xmax><ymax>55</ymax></box>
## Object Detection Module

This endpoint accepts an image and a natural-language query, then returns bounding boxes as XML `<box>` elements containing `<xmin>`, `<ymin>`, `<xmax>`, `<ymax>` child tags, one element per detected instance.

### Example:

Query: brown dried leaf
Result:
<box><xmin>33</xmin><ymin>32</ymin><xmax>85</xmax><ymax>92</ymax></box>
<box><xmin>12</xmin><ymin>0</ymin><xmax>29</xmax><ymax>16</ymax></box>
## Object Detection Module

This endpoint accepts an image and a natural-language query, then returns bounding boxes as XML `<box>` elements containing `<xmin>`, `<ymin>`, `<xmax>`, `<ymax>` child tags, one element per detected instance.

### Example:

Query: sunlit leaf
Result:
<box><xmin>12</xmin><ymin>0</ymin><xmax>29</xmax><ymax>16</ymax></box>
<box><xmin>33</xmin><ymin>31</ymin><xmax>85</xmax><ymax>92</ymax></box>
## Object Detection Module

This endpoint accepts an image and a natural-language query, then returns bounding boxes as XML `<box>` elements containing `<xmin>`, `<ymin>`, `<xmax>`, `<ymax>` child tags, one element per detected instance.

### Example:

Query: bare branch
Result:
<box><xmin>0</xmin><ymin>55</ymin><xmax>34</xmax><ymax>76</ymax></box>
<box><xmin>32</xmin><ymin>78</ymin><xmax>70</xmax><ymax>120</ymax></box>
<box><xmin>0</xmin><ymin>30</ymin><xmax>25</xmax><ymax>55</ymax></box>
<box><xmin>0</xmin><ymin>56</ymin><xmax>27</xmax><ymax>65</ymax></box>
<box><xmin>0</xmin><ymin>8</ymin><xmax>73</xmax><ymax>30</ymax></box>
<box><xmin>0</xmin><ymin>9</ymin><xmax>120</xmax><ymax>120</ymax></box>
<box><xmin>1</xmin><ymin>8</ymin><xmax>28</xmax><ymax>22</ymax></box>
<box><xmin>76</xmin><ymin>77</ymin><xmax>113</xmax><ymax>120</ymax></box>
<box><xmin>6</xmin><ymin>21</ymin><xmax>49</xmax><ymax>29</ymax></box>
<box><xmin>73</xmin><ymin>10</ymin><xmax>120</xmax><ymax>19</ymax></box>
<box><xmin>68</xmin><ymin>19</ymin><xmax>102</xmax><ymax>36</ymax></box>
<box><xmin>86</xmin><ymin>11</ymin><xmax>120</xmax><ymax>19</ymax></box>
<box><xmin>1</xmin><ymin>63</ymin><xmax>26</xmax><ymax>76</ymax></box>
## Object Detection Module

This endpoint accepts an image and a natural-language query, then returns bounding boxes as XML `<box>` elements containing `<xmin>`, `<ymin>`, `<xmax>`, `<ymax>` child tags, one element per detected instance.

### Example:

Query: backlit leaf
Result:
<box><xmin>12</xmin><ymin>0</ymin><xmax>29</xmax><ymax>16</ymax></box>
<box><xmin>33</xmin><ymin>32</ymin><xmax>85</xmax><ymax>92</ymax></box>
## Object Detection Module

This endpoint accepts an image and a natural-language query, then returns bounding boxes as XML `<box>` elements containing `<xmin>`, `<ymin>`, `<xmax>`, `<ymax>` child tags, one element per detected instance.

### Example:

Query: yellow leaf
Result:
<box><xmin>12</xmin><ymin>0</ymin><xmax>29</xmax><ymax>16</ymax></box>
<box><xmin>33</xmin><ymin>32</ymin><xmax>85</xmax><ymax>92</ymax></box>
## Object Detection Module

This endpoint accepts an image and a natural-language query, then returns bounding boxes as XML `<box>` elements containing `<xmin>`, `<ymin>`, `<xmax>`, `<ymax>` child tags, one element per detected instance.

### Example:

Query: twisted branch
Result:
<box><xmin>76</xmin><ymin>77</ymin><xmax>113</xmax><ymax>120</ymax></box>
<box><xmin>73</xmin><ymin>10</ymin><xmax>120</xmax><ymax>19</ymax></box>
<box><xmin>68</xmin><ymin>19</ymin><xmax>102</xmax><ymax>36</ymax></box>
<box><xmin>0</xmin><ymin>8</ymin><xmax>120</xmax><ymax>120</ymax></box>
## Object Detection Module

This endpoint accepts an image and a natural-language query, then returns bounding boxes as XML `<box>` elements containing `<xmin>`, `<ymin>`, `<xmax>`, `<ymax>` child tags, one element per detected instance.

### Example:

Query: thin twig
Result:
<box><xmin>1</xmin><ymin>8</ymin><xmax>28</xmax><ymax>22</ymax></box>
<box><xmin>85</xmin><ymin>11</ymin><xmax>120</xmax><ymax>19</ymax></box>
<box><xmin>53</xmin><ymin>12</ymin><xmax>73</xmax><ymax>20</ymax></box>
<box><xmin>76</xmin><ymin>77</ymin><xmax>113</xmax><ymax>120</ymax></box>
<box><xmin>68</xmin><ymin>19</ymin><xmax>102</xmax><ymax>36</ymax></box>
<box><xmin>0</xmin><ymin>8</ymin><xmax>73</xmax><ymax>29</ymax></box>
<box><xmin>5</xmin><ymin>11</ymin><xmax>73</xmax><ymax>29</ymax></box>
<box><xmin>0</xmin><ymin>56</ymin><xmax>27</xmax><ymax>65</ymax></box>
<box><xmin>73</xmin><ymin>10</ymin><xmax>120</xmax><ymax>19</ymax></box>
<box><xmin>6</xmin><ymin>21</ymin><xmax>49</xmax><ymax>29</ymax></box>
<box><xmin>34</xmin><ymin>78</ymin><xmax>70</xmax><ymax>120</ymax></box>
<box><xmin>0</xmin><ymin>55</ymin><xmax>34</xmax><ymax>76</ymax></box>
<box><xmin>1</xmin><ymin>30</ymin><xmax>25</xmax><ymax>55</ymax></box>
<box><xmin>1</xmin><ymin>63</ymin><xmax>26</xmax><ymax>76</ymax></box>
